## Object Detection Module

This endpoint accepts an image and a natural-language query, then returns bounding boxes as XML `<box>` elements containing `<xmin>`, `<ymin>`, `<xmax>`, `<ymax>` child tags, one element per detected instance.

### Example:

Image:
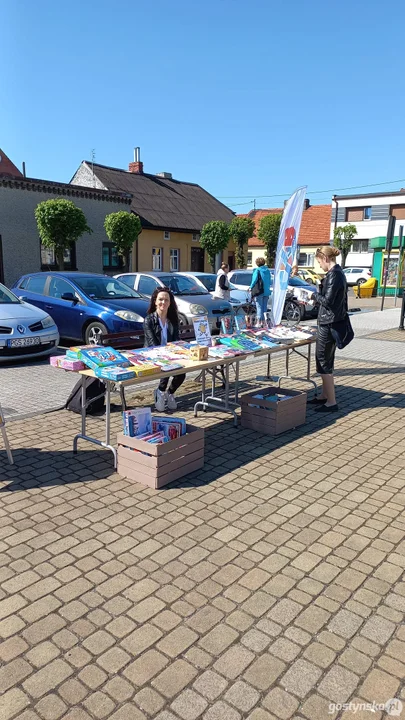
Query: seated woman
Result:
<box><xmin>143</xmin><ymin>287</ymin><xmax>186</xmax><ymax>412</ymax></box>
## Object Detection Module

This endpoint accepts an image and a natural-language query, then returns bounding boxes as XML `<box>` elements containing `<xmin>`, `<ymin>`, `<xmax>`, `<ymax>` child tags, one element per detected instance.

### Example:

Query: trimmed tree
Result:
<box><xmin>35</xmin><ymin>199</ymin><xmax>92</xmax><ymax>270</ymax></box>
<box><xmin>104</xmin><ymin>211</ymin><xmax>142</xmax><ymax>272</ymax></box>
<box><xmin>333</xmin><ymin>224</ymin><xmax>357</xmax><ymax>268</ymax></box>
<box><xmin>229</xmin><ymin>216</ymin><xmax>255</xmax><ymax>268</ymax></box>
<box><xmin>199</xmin><ymin>221</ymin><xmax>231</xmax><ymax>271</ymax></box>
<box><xmin>257</xmin><ymin>213</ymin><xmax>282</xmax><ymax>266</ymax></box>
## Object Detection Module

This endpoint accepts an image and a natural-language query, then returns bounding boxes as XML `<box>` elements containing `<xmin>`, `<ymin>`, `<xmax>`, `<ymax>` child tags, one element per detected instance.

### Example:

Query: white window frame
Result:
<box><xmin>164</xmin><ymin>231</ymin><xmax>170</xmax><ymax>240</ymax></box>
<box><xmin>170</xmin><ymin>248</ymin><xmax>180</xmax><ymax>271</ymax></box>
<box><xmin>192</xmin><ymin>233</ymin><xmax>200</xmax><ymax>242</ymax></box>
<box><xmin>247</xmin><ymin>252</ymin><xmax>253</xmax><ymax>267</ymax></box>
<box><xmin>152</xmin><ymin>247</ymin><xmax>163</xmax><ymax>270</ymax></box>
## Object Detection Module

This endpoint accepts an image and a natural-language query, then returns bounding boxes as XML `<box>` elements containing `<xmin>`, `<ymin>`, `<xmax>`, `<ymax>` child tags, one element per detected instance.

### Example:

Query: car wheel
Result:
<box><xmin>178</xmin><ymin>313</ymin><xmax>188</xmax><ymax>326</ymax></box>
<box><xmin>284</xmin><ymin>301</ymin><xmax>301</xmax><ymax>323</ymax></box>
<box><xmin>357</xmin><ymin>278</ymin><xmax>367</xmax><ymax>285</ymax></box>
<box><xmin>84</xmin><ymin>321</ymin><xmax>108</xmax><ymax>345</ymax></box>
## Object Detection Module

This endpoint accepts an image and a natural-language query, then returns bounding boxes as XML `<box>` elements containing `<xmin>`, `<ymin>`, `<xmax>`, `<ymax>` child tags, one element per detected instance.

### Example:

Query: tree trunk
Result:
<box><xmin>56</xmin><ymin>248</ymin><xmax>64</xmax><ymax>271</ymax></box>
<box><xmin>236</xmin><ymin>241</ymin><xmax>245</xmax><ymax>268</ymax></box>
<box><xmin>124</xmin><ymin>249</ymin><xmax>130</xmax><ymax>273</ymax></box>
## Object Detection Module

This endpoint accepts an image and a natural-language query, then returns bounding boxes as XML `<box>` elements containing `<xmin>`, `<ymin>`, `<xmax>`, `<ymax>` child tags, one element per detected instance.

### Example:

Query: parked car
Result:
<box><xmin>175</xmin><ymin>271</ymin><xmax>249</xmax><ymax>310</ymax></box>
<box><xmin>227</xmin><ymin>269</ymin><xmax>254</xmax><ymax>291</ymax></box>
<box><xmin>342</xmin><ymin>267</ymin><xmax>372</xmax><ymax>286</ymax></box>
<box><xmin>228</xmin><ymin>268</ymin><xmax>317</xmax><ymax>319</ymax></box>
<box><xmin>114</xmin><ymin>272</ymin><xmax>232</xmax><ymax>331</ymax></box>
<box><xmin>0</xmin><ymin>282</ymin><xmax>59</xmax><ymax>362</ymax></box>
<box><xmin>295</xmin><ymin>268</ymin><xmax>322</xmax><ymax>286</ymax></box>
<box><xmin>12</xmin><ymin>272</ymin><xmax>149</xmax><ymax>344</ymax></box>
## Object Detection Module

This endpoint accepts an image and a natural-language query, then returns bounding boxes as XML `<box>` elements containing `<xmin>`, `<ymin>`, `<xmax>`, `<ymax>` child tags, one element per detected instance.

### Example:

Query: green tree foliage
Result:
<box><xmin>229</xmin><ymin>216</ymin><xmax>255</xmax><ymax>268</ymax></box>
<box><xmin>199</xmin><ymin>221</ymin><xmax>231</xmax><ymax>271</ymax></box>
<box><xmin>35</xmin><ymin>199</ymin><xmax>92</xmax><ymax>270</ymax></box>
<box><xmin>333</xmin><ymin>224</ymin><xmax>358</xmax><ymax>268</ymax></box>
<box><xmin>257</xmin><ymin>213</ymin><xmax>282</xmax><ymax>266</ymax></box>
<box><xmin>104</xmin><ymin>211</ymin><xmax>142</xmax><ymax>271</ymax></box>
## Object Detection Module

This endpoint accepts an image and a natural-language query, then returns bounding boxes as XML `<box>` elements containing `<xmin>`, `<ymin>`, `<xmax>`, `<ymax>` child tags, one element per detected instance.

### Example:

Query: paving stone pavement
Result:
<box><xmin>1</xmin><ymin>349</ymin><xmax>405</xmax><ymax>720</ymax></box>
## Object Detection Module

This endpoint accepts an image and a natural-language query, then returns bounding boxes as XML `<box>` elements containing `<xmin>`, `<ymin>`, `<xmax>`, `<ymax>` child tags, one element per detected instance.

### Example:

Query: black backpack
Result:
<box><xmin>66</xmin><ymin>377</ymin><xmax>105</xmax><ymax>415</ymax></box>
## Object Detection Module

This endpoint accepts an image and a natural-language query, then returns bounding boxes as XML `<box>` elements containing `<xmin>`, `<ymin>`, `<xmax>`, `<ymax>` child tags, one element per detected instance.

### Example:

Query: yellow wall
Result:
<box><xmin>132</xmin><ymin>229</ymin><xmax>212</xmax><ymax>272</ymax></box>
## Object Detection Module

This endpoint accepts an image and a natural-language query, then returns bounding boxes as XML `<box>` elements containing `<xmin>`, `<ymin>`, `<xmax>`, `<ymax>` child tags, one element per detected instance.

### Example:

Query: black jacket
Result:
<box><xmin>313</xmin><ymin>265</ymin><xmax>348</xmax><ymax>325</ymax></box>
<box><xmin>143</xmin><ymin>312</ymin><xmax>180</xmax><ymax>347</ymax></box>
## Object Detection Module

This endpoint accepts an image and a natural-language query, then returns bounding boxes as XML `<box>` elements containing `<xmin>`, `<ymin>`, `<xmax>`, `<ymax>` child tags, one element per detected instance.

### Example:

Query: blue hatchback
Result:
<box><xmin>12</xmin><ymin>272</ymin><xmax>150</xmax><ymax>344</ymax></box>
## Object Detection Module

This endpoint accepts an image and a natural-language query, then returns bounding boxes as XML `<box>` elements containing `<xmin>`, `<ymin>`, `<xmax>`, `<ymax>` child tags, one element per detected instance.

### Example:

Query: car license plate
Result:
<box><xmin>8</xmin><ymin>337</ymin><xmax>41</xmax><ymax>348</ymax></box>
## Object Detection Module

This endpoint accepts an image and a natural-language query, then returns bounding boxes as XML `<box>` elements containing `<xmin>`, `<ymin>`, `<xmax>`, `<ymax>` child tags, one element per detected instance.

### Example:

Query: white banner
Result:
<box><xmin>272</xmin><ymin>186</ymin><xmax>307</xmax><ymax>326</ymax></box>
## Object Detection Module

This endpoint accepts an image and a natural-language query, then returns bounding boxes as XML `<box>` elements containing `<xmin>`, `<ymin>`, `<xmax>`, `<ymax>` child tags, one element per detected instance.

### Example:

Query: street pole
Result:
<box><xmin>399</xmin><ymin>292</ymin><xmax>405</xmax><ymax>331</ymax></box>
<box><xmin>381</xmin><ymin>215</ymin><xmax>395</xmax><ymax>312</ymax></box>
<box><xmin>394</xmin><ymin>225</ymin><xmax>403</xmax><ymax>308</ymax></box>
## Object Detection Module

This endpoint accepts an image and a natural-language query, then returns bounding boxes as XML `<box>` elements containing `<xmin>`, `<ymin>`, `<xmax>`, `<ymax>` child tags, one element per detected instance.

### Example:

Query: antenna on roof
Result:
<box><xmin>91</xmin><ymin>149</ymin><xmax>96</xmax><ymax>187</ymax></box>
<box><xmin>134</xmin><ymin>147</ymin><xmax>141</xmax><ymax>162</ymax></box>
<box><xmin>253</xmin><ymin>199</ymin><xmax>256</xmax><ymax>210</ymax></box>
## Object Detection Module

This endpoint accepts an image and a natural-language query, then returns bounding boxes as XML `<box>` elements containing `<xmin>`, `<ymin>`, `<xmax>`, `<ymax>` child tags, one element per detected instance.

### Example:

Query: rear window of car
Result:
<box><xmin>232</xmin><ymin>273</ymin><xmax>252</xmax><ymax>285</ymax></box>
<box><xmin>25</xmin><ymin>276</ymin><xmax>47</xmax><ymax>294</ymax></box>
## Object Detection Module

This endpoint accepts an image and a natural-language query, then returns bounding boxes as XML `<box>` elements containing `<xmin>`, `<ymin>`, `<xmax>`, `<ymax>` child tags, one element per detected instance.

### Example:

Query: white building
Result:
<box><xmin>330</xmin><ymin>189</ymin><xmax>405</xmax><ymax>267</ymax></box>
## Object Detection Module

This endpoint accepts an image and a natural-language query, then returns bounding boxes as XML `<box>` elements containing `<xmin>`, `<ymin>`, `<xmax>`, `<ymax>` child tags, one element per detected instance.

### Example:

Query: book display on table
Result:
<box><xmin>118</xmin><ymin>406</ymin><xmax>204</xmax><ymax>488</ymax></box>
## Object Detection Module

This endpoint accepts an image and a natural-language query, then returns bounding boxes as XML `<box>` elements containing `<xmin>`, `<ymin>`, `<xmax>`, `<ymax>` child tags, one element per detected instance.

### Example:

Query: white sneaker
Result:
<box><xmin>166</xmin><ymin>392</ymin><xmax>177</xmax><ymax>411</ymax></box>
<box><xmin>154</xmin><ymin>388</ymin><xmax>166</xmax><ymax>412</ymax></box>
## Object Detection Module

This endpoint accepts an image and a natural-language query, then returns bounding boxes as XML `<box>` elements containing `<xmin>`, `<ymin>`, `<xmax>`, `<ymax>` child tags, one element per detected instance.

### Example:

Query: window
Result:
<box><xmin>364</xmin><ymin>207</ymin><xmax>372</xmax><ymax>220</ymax></box>
<box><xmin>163</xmin><ymin>231</ymin><xmax>170</xmax><ymax>240</ymax></box>
<box><xmin>247</xmin><ymin>252</ymin><xmax>253</xmax><ymax>267</ymax></box>
<box><xmin>103</xmin><ymin>242</ymin><xmax>123</xmax><ymax>270</ymax></box>
<box><xmin>152</xmin><ymin>248</ymin><xmax>163</xmax><ymax>270</ymax></box>
<box><xmin>170</xmin><ymin>249</ymin><xmax>180</xmax><ymax>271</ymax></box>
<box><xmin>138</xmin><ymin>276</ymin><xmax>159</xmax><ymax>295</ymax></box>
<box><xmin>391</xmin><ymin>205</ymin><xmax>405</xmax><ymax>220</ymax></box>
<box><xmin>346</xmin><ymin>207</ymin><xmax>364</xmax><ymax>222</ymax></box>
<box><xmin>351</xmin><ymin>240</ymin><xmax>369</xmax><ymax>253</ymax></box>
<box><xmin>40</xmin><ymin>244</ymin><xmax>76</xmax><ymax>270</ymax></box>
<box><xmin>25</xmin><ymin>275</ymin><xmax>47</xmax><ymax>294</ymax></box>
<box><xmin>48</xmin><ymin>277</ymin><xmax>77</xmax><ymax>300</ymax></box>
<box><xmin>192</xmin><ymin>233</ymin><xmax>200</xmax><ymax>242</ymax></box>
<box><xmin>298</xmin><ymin>252</ymin><xmax>315</xmax><ymax>266</ymax></box>
<box><xmin>231</xmin><ymin>272</ymin><xmax>253</xmax><ymax>286</ymax></box>
<box><xmin>118</xmin><ymin>274</ymin><xmax>136</xmax><ymax>288</ymax></box>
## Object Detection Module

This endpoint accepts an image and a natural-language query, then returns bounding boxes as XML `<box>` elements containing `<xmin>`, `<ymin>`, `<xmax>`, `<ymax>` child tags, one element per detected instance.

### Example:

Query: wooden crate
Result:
<box><xmin>117</xmin><ymin>424</ymin><xmax>204</xmax><ymax>489</ymax></box>
<box><xmin>240</xmin><ymin>387</ymin><xmax>307</xmax><ymax>435</ymax></box>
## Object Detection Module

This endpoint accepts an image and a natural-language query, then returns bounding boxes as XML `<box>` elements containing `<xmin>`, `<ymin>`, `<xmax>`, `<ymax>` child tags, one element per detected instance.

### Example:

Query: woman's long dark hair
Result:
<box><xmin>147</xmin><ymin>287</ymin><xmax>179</xmax><ymax>325</ymax></box>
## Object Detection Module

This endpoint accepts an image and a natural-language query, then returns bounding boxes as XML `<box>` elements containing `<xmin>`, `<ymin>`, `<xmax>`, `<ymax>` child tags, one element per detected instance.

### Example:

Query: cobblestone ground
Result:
<box><xmin>0</xmin><ymin>353</ymin><xmax>405</xmax><ymax>720</ymax></box>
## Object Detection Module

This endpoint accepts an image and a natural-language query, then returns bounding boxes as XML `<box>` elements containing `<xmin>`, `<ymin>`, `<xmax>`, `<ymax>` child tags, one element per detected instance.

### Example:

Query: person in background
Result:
<box><xmin>249</xmin><ymin>257</ymin><xmax>271</xmax><ymax>327</ymax></box>
<box><xmin>215</xmin><ymin>262</ymin><xmax>231</xmax><ymax>301</ymax></box>
<box><xmin>309</xmin><ymin>246</ymin><xmax>348</xmax><ymax>413</ymax></box>
<box><xmin>291</xmin><ymin>264</ymin><xmax>299</xmax><ymax>277</ymax></box>
<box><xmin>143</xmin><ymin>287</ymin><xmax>186</xmax><ymax>412</ymax></box>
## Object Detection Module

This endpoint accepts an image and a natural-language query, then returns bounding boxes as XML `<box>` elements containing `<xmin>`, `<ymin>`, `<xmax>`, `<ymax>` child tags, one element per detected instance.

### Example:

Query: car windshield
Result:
<box><xmin>0</xmin><ymin>284</ymin><xmax>20</xmax><ymax>304</ymax></box>
<box><xmin>232</xmin><ymin>273</ymin><xmax>253</xmax><ymax>286</ymax></box>
<box><xmin>159</xmin><ymin>275</ymin><xmax>209</xmax><ymax>296</ymax></box>
<box><xmin>74</xmin><ymin>276</ymin><xmax>142</xmax><ymax>300</ymax></box>
<box><xmin>197</xmin><ymin>275</ymin><xmax>216</xmax><ymax>292</ymax></box>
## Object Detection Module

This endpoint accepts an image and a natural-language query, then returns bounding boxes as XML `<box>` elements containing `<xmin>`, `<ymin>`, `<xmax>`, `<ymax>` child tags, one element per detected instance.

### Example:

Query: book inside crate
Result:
<box><xmin>117</xmin><ymin>424</ymin><xmax>204</xmax><ymax>489</ymax></box>
<box><xmin>240</xmin><ymin>386</ymin><xmax>307</xmax><ymax>435</ymax></box>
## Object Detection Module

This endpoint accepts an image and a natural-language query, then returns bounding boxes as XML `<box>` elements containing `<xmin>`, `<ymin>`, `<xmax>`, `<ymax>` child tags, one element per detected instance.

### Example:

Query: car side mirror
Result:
<box><xmin>61</xmin><ymin>292</ymin><xmax>78</xmax><ymax>304</ymax></box>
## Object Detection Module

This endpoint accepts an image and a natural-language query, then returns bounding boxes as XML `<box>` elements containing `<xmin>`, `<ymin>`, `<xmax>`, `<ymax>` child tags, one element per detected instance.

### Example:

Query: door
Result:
<box><xmin>45</xmin><ymin>276</ymin><xmax>83</xmax><ymax>339</ymax></box>
<box><xmin>228</xmin><ymin>252</ymin><xmax>235</xmax><ymax>270</ymax></box>
<box><xmin>0</xmin><ymin>235</ymin><xmax>4</xmax><ymax>284</ymax></box>
<box><xmin>191</xmin><ymin>248</ymin><xmax>204</xmax><ymax>272</ymax></box>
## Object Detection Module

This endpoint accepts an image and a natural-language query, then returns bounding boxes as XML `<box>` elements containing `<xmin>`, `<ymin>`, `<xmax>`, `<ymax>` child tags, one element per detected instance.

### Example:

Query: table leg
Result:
<box><xmin>73</xmin><ymin>377</ymin><xmax>117</xmax><ymax>468</ymax></box>
<box><xmin>1</xmin><ymin>424</ymin><xmax>13</xmax><ymax>464</ymax></box>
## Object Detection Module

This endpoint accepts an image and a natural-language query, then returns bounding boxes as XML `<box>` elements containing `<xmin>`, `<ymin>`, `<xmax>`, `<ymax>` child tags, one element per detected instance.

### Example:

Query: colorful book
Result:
<box><xmin>95</xmin><ymin>366</ymin><xmax>135</xmax><ymax>382</ymax></box>
<box><xmin>192</xmin><ymin>316</ymin><xmax>212</xmax><ymax>347</ymax></box>
<box><xmin>123</xmin><ymin>407</ymin><xmax>152</xmax><ymax>437</ymax></box>
<box><xmin>66</xmin><ymin>344</ymin><xmax>101</xmax><ymax>360</ymax></box>
<box><xmin>80</xmin><ymin>347</ymin><xmax>131</xmax><ymax>370</ymax></box>
<box><xmin>50</xmin><ymin>356</ymin><xmax>86</xmax><ymax>371</ymax></box>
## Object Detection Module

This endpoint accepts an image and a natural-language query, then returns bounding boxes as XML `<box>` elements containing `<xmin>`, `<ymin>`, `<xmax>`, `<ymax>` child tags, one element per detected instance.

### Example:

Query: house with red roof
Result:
<box><xmin>240</xmin><ymin>201</ymin><xmax>332</xmax><ymax>271</ymax></box>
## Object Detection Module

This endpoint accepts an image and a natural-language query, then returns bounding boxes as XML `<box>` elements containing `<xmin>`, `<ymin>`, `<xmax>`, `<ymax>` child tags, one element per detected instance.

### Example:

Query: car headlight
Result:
<box><xmin>41</xmin><ymin>315</ymin><xmax>56</xmax><ymax>329</ymax></box>
<box><xmin>114</xmin><ymin>310</ymin><xmax>143</xmax><ymax>323</ymax></box>
<box><xmin>189</xmin><ymin>304</ymin><xmax>207</xmax><ymax>315</ymax></box>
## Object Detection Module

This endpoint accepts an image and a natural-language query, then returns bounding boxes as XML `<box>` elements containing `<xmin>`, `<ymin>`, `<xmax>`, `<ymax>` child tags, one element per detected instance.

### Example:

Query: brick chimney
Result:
<box><xmin>128</xmin><ymin>147</ymin><xmax>143</xmax><ymax>174</ymax></box>
<box><xmin>0</xmin><ymin>149</ymin><xmax>23</xmax><ymax>178</ymax></box>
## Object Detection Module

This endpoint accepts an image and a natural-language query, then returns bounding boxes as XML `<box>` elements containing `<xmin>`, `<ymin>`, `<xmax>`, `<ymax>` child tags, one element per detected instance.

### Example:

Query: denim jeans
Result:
<box><xmin>255</xmin><ymin>295</ymin><xmax>269</xmax><ymax>322</ymax></box>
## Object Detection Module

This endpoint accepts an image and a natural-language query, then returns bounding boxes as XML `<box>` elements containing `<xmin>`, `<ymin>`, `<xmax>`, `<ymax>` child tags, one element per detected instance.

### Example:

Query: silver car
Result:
<box><xmin>175</xmin><ymin>271</ymin><xmax>249</xmax><ymax>310</ymax></box>
<box><xmin>114</xmin><ymin>272</ymin><xmax>233</xmax><ymax>331</ymax></box>
<box><xmin>0</xmin><ymin>282</ymin><xmax>59</xmax><ymax>362</ymax></box>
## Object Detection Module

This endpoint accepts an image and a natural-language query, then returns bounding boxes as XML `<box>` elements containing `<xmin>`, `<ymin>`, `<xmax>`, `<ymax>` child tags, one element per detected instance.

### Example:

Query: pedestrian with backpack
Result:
<box><xmin>249</xmin><ymin>257</ymin><xmax>271</xmax><ymax>327</ymax></box>
<box><xmin>143</xmin><ymin>287</ymin><xmax>186</xmax><ymax>412</ymax></box>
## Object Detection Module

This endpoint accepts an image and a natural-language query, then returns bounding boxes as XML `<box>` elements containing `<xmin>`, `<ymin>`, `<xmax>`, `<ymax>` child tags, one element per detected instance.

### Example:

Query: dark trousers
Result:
<box><xmin>159</xmin><ymin>374</ymin><xmax>186</xmax><ymax>394</ymax></box>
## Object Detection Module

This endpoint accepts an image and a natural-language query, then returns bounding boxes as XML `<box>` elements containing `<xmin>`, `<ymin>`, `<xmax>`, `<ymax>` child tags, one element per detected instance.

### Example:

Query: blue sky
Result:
<box><xmin>2</xmin><ymin>0</ymin><xmax>405</xmax><ymax>211</ymax></box>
